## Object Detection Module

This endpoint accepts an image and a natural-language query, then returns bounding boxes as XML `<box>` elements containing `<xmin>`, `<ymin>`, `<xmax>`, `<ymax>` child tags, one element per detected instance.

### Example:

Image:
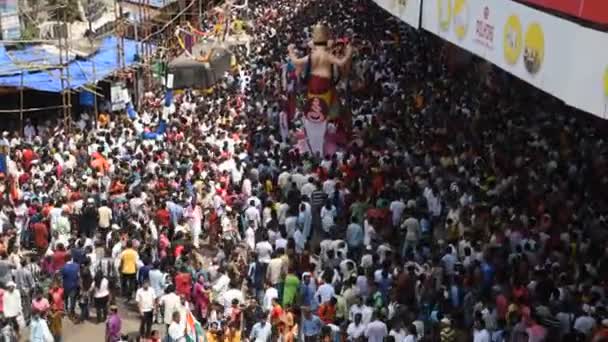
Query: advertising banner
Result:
<box><xmin>422</xmin><ymin>0</ymin><xmax>580</xmax><ymax>98</ymax></box>
<box><xmin>373</xmin><ymin>0</ymin><xmax>422</xmax><ymax>28</ymax></box>
<box><xmin>110</xmin><ymin>84</ymin><xmax>127</xmax><ymax>111</ymax></box>
<box><xmin>517</xmin><ymin>0</ymin><xmax>608</xmax><ymax>25</ymax></box>
<box><xmin>561</xmin><ymin>29</ymin><xmax>608</xmax><ymax>119</ymax></box>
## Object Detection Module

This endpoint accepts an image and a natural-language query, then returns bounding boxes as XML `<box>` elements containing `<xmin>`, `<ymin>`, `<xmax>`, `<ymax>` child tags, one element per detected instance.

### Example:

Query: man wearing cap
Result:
<box><xmin>3</xmin><ymin>282</ymin><xmax>21</xmax><ymax>336</ymax></box>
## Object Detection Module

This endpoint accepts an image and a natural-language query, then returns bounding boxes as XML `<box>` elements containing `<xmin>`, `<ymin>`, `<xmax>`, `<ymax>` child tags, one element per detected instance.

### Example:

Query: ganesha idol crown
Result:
<box><xmin>312</xmin><ymin>23</ymin><xmax>330</xmax><ymax>45</ymax></box>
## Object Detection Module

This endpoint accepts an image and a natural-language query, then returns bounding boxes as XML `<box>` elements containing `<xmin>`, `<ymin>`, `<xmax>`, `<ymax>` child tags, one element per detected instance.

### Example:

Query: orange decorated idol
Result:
<box><xmin>288</xmin><ymin>23</ymin><xmax>352</xmax><ymax>156</ymax></box>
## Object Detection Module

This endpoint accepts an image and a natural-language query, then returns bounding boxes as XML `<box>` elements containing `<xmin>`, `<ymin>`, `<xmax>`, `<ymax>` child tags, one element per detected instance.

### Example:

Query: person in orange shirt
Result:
<box><xmin>109</xmin><ymin>178</ymin><xmax>126</xmax><ymax>195</ymax></box>
<box><xmin>317</xmin><ymin>297</ymin><xmax>337</xmax><ymax>324</ymax></box>
<box><xmin>98</xmin><ymin>112</ymin><xmax>110</xmax><ymax>128</ymax></box>
<box><xmin>269</xmin><ymin>297</ymin><xmax>284</xmax><ymax>326</ymax></box>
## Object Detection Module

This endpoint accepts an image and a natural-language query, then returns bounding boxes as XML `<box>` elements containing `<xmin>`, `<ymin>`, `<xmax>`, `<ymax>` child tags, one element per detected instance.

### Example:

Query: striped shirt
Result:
<box><xmin>96</xmin><ymin>258</ymin><xmax>116</xmax><ymax>279</ymax></box>
<box><xmin>25</xmin><ymin>263</ymin><xmax>41</xmax><ymax>287</ymax></box>
<box><xmin>311</xmin><ymin>190</ymin><xmax>327</xmax><ymax>209</ymax></box>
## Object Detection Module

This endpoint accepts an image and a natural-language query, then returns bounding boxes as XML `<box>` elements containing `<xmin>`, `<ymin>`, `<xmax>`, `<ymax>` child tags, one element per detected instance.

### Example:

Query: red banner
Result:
<box><xmin>517</xmin><ymin>0</ymin><xmax>608</xmax><ymax>25</ymax></box>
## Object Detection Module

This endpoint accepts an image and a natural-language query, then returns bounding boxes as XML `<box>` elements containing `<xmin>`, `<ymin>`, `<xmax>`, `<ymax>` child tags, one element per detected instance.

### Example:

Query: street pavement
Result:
<box><xmin>21</xmin><ymin>299</ymin><xmax>164</xmax><ymax>341</ymax></box>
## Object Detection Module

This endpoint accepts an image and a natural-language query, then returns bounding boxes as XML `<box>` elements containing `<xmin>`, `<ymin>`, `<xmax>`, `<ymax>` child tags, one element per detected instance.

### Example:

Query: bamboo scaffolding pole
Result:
<box><xmin>19</xmin><ymin>72</ymin><xmax>24</xmax><ymax>135</ymax></box>
<box><xmin>93</xmin><ymin>60</ymin><xmax>98</xmax><ymax>128</ymax></box>
<box><xmin>0</xmin><ymin>105</ymin><xmax>66</xmax><ymax>113</ymax></box>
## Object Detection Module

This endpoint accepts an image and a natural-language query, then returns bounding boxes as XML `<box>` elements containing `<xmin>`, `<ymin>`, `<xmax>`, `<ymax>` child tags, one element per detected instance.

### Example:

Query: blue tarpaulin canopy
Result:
<box><xmin>0</xmin><ymin>37</ymin><xmax>143</xmax><ymax>93</ymax></box>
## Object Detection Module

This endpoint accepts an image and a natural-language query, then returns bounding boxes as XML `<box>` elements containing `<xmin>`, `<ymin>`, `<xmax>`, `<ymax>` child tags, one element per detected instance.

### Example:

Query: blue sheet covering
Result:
<box><xmin>0</xmin><ymin>37</ymin><xmax>145</xmax><ymax>93</ymax></box>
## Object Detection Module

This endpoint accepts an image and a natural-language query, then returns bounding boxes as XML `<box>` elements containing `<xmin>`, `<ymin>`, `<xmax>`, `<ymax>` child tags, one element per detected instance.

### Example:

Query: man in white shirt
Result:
<box><xmin>23</xmin><ymin>119</ymin><xmax>36</xmax><ymax>142</ymax></box>
<box><xmin>255</xmin><ymin>239</ymin><xmax>273</xmax><ymax>264</ymax></box>
<box><xmin>365</xmin><ymin>314</ymin><xmax>388</xmax><ymax>342</ymax></box>
<box><xmin>389</xmin><ymin>198</ymin><xmax>406</xmax><ymax>227</ymax></box>
<box><xmin>159</xmin><ymin>285</ymin><xmax>181</xmax><ymax>328</ymax></box>
<box><xmin>322</xmin><ymin>176</ymin><xmax>336</xmax><ymax>196</ymax></box>
<box><xmin>135</xmin><ymin>281</ymin><xmax>156</xmax><ymax>339</ymax></box>
<box><xmin>262</xmin><ymin>283</ymin><xmax>278</xmax><ymax>312</ymax></box>
<box><xmin>245</xmin><ymin>225</ymin><xmax>256</xmax><ymax>250</ymax></box>
<box><xmin>347</xmin><ymin>313</ymin><xmax>366</xmax><ymax>340</ymax></box>
<box><xmin>293</xmin><ymin>227</ymin><xmax>305</xmax><ymax>254</ymax></box>
<box><xmin>266</xmin><ymin>253</ymin><xmax>284</xmax><ymax>287</ymax></box>
<box><xmin>98</xmin><ymin>201</ymin><xmax>113</xmax><ymax>230</ymax></box>
<box><xmin>245</xmin><ymin>201</ymin><xmax>261</xmax><ymax>230</ymax></box>
<box><xmin>277</xmin><ymin>169</ymin><xmax>291</xmax><ymax>191</ymax></box>
<box><xmin>29</xmin><ymin>311</ymin><xmax>54</xmax><ymax>342</ymax></box>
<box><xmin>168</xmin><ymin>311</ymin><xmax>186</xmax><ymax>341</ymax></box>
<box><xmin>249</xmin><ymin>315</ymin><xmax>272</xmax><ymax>342</ymax></box>
<box><xmin>3</xmin><ymin>282</ymin><xmax>21</xmax><ymax>334</ymax></box>
<box><xmin>315</xmin><ymin>281</ymin><xmax>335</xmax><ymax>305</ymax></box>
<box><xmin>573</xmin><ymin>306</ymin><xmax>596</xmax><ymax>337</ymax></box>
<box><xmin>473</xmin><ymin>319</ymin><xmax>491</xmax><ymax>342</ymax></box>
<box><xmin>301</xmin><ymin>177</ymin><xmax>316</xmax><ymax>199</ymax></box>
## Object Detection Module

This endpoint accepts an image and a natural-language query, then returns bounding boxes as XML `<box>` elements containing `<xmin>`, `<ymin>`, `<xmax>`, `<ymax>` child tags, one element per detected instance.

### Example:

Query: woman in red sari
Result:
<box><xmin>192</xmin><ymin>275</ymin><xmax>210</xmax><ymax>320</ymax></box>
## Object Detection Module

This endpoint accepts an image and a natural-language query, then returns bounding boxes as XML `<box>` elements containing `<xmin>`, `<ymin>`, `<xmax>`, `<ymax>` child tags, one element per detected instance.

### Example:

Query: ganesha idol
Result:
<box><xmin>288</xmin><ymin>23</ymin><xmax>353</xmax><ymax>157</ymax></box>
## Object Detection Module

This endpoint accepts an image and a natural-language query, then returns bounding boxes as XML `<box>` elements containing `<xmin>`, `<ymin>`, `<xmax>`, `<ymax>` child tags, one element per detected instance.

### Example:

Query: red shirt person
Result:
<box><xmin>174</xmin><ymin>269</ymin><xmax>192</xmax><ymax>301</ymax></box>
<box><xmin>32</xmin><ymin>220</ymin><xmax>49</xmax><ymax>252</ymax></box>
<box><xmin>51</xmin><ymin>244</ymin><xmax>68</xmax><ymax>272</ymax></box>
<box><xmin>48</xmin><ymin>281</ymin><xmax>65</xmax><ymax>312</ymax></box>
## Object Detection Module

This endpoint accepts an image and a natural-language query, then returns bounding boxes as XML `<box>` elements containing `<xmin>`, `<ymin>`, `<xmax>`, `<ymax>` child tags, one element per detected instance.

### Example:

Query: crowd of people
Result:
<box><xmin>0</xmin><ymin>0</ymin><xmax>608</xmax><ymax>341</ymax></box>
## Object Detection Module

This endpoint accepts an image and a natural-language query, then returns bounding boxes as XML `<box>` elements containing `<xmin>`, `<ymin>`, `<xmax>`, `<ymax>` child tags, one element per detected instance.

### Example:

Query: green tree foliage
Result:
<box><xmin>48</xmin><ymin>0</ymin><xmax>83</xmax><ymax>22</ymax></box>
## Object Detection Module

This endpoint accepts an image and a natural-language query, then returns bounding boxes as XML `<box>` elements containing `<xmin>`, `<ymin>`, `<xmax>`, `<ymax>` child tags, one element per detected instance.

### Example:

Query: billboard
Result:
<box><xmin>422</xmin><ymin>0</ymin><xmax>608</xmax><ymax>119</ymax></box>
<box><xmin>516</xmin><ymin>0</ymin><xmax>608</xmax><ymax>25</ymax></box>
<box><xmin>373</xmin><ymin>0</ymin><xmax>422</xmax><ymax>28</ymax></box>
<box><xmin>561</xmin><ymin>28</ymin><xmax>608</xmax><ymax>119</ymax></box>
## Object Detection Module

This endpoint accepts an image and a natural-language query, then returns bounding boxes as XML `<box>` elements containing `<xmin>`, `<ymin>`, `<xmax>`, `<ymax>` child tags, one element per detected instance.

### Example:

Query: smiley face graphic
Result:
<box><xmin>523</xmin><ymin>23</ymin><xmax>544</xmax><ymax>74</ymax></box>
<box><xmin>503</xmin><ymin>14</ymin><xmax>523</xmax><ymax>66</ymax></box>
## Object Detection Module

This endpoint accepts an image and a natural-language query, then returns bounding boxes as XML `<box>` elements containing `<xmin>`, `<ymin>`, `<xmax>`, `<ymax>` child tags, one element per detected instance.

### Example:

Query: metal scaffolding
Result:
<box><xmin>58</xmin><ymin>1</ymin><xmax>72</xmax><ymax>132</ymax></box>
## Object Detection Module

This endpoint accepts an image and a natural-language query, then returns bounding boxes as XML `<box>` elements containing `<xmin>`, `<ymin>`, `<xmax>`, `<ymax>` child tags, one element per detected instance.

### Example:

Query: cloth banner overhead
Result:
<box><xmin>372</xmin><ymin>0</ymin><xmax>422</xmax><ymax>28</ymax></box>
<box><xmin>560</xmin><ymin>27</ymin><xmax>608</xmax><ymax>120</ymax></box>
<box><xmin>422</xmin><ymin>0</ymin><xmax>578</xmax><ymax>99</ymax></box>
<box><xmin>421</xmin><ymin>0</ymin><xmax>608</xmax><ymax>119</ymax></box>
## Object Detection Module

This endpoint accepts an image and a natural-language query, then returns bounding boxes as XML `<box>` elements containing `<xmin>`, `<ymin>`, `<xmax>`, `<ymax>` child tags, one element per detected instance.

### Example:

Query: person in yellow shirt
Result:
<box><xmin>119</xmin><ymin>240</ymin><xmax>139</xmax><ymax>300</ymax></box>
<box><xmin>206</xmin><ymin>322</ymin><xmax>222</xmax><ymax>342</ymax></box>
<box><xmin>224</xmin><ymin>321</ymin><xmax>242</xmax><ymax>342</ymax></box>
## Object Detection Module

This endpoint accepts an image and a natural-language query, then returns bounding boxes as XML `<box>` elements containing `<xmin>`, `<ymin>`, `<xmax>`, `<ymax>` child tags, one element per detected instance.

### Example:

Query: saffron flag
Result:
<box><xmin>185</xmin><ymin>311</ymin><xmax>206</xmax><ymax>342</ymax></box>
